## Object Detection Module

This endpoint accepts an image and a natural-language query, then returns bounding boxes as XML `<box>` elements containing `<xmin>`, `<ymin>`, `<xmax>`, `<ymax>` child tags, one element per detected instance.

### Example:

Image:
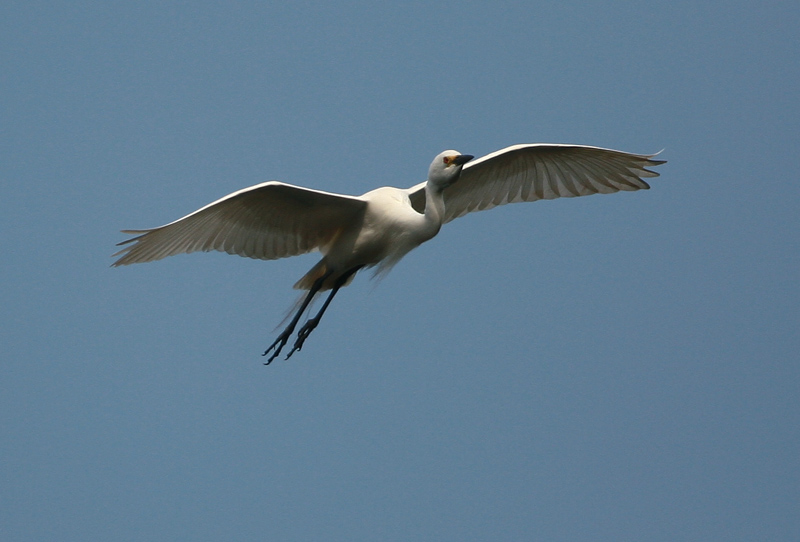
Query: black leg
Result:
<box><xmin>285</xmin><ymin>266</ymin><xmax>362</xmax><ymax>360</ymax></box>
<box><xmin>263</xmin><ymin>270</ymin><xmax>333</xmax><ymax>364</ymax></box>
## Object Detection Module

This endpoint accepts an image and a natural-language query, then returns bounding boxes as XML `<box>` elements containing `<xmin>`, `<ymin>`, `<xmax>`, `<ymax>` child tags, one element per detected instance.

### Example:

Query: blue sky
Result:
<box><xmin>2</xmin><ymin>1</ymin><xmax>798</xmax><ymax>540</ymax></box>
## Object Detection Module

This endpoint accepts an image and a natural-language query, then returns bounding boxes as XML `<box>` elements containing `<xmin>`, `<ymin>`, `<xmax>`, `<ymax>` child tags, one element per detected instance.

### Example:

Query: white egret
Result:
<box><xmin>113</xmin><ymin>144</ymin><xmax>665</xmax><ymax>362</ymax></box>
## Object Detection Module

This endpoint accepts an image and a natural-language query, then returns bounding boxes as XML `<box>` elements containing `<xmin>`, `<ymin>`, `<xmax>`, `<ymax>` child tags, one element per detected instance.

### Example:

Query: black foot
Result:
<box><xmin>286</xmin><ymin>318</ymin><xmax>320</xmax><ymax>360</ymax></box>
<box><xmin>263</xmin><ymin>329</ymin><xmax>293</xmax><ymax>364</ymax></box>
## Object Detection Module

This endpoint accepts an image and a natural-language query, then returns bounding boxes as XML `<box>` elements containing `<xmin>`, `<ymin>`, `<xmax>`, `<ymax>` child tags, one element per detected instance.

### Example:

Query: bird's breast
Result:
<box><xmin>327</xmin><ymin>187</ymin><xmax>428</xmax><ymax>268</ymax></box>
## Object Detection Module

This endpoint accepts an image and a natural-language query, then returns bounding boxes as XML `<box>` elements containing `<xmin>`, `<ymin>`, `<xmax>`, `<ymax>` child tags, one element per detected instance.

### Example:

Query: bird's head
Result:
<box><xmin>427</xmin><ymin>150</ymin><xmax>474</xmax><ymax>191</ymax></box>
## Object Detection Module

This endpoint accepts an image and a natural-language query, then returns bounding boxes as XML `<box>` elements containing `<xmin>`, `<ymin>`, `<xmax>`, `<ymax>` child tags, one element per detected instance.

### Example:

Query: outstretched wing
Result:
<box><xmin>407</xmin><ymin>144</ymin><xmax>665</xmax><ymax>222</ymax></box>
<box><xmin>112</xmin><ymin>181</ymin><xmax>367</xmax><ymax>266</ymax></box>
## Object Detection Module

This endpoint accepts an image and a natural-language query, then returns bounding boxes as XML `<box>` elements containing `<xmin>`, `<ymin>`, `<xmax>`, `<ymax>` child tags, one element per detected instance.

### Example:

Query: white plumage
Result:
<box><xmin>113</xmin><ymin>144</ymin><xmax>664</xmax><ymax>361</ymax></box>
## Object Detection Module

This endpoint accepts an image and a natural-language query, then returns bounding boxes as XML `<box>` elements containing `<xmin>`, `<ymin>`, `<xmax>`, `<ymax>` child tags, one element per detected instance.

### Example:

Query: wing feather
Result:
<box><xmin>431</xmin><ymin>144</ymin><xmax>664</xmax><ymax>222</ymax></box>
<box><xmin>112</xmin><ymin>181</ymin><xmax>366</xmax><ymax>266</ymax></box>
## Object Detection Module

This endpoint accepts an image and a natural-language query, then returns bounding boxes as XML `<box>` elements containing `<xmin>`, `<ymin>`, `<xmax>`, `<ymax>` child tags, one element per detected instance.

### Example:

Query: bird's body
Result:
<box><xmin>296</xmin><ymin>184</ymin><xmax>442</xmax><ymax>291</ymax></box>
<box><xmin>113</xmin><ymin>144</ymin><xmax>665</xmax><ymax>361</ymax></box>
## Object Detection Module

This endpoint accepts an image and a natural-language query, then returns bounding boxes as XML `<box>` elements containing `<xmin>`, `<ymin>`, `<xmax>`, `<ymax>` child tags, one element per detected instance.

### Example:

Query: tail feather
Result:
<box><xmin>293</xmin><ymin>259</ymin><xmax>362</xmax><ymax>291</ymax></box>
<box><xmin>294</xmin><ymin>260</ymin><xmax>330</xmax><ymax>290</ymax></box>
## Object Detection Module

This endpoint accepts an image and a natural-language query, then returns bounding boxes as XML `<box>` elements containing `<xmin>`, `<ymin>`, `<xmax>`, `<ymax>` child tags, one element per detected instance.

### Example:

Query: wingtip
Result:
<box><xmin>648</xmin><ymin>149</ymin><xmax>667</xmax><ymax>164</ymax></box>
<box><xmin>110</xmin><ymin>248</ymin><xmax>129</xmax><ymax>266</ymax></box>
<box><xmin>643</xmin><ymin>150</ymin><xmax>666</xmax><ymax>175</ymax></box>
<box><xmin>115</xmin><ymin>229</ymin><xmax>149</xmax><ymax>247</ymax></box>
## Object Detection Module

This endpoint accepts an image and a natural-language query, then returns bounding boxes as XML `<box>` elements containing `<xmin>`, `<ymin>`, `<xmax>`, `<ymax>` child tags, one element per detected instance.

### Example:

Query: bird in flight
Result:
<box><xmin>113</xmin><ymin>144</ymin><xmax>664</xmax><ymax>363</ymax></box>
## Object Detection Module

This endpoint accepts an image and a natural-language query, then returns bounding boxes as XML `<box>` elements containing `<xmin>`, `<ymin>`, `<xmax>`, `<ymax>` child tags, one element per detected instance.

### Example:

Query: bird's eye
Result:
<box><xmin>443</xmin><ymin>156</ymin><xmax>451</xmax><ymax>165</ymax></box>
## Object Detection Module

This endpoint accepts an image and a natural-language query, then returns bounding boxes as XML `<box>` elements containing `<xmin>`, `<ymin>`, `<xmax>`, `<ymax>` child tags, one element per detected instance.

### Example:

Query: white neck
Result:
<box><xmin>420</xmin><ymin>183</ymin><xmax>446</xmax><ymax>241</ymax></box>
